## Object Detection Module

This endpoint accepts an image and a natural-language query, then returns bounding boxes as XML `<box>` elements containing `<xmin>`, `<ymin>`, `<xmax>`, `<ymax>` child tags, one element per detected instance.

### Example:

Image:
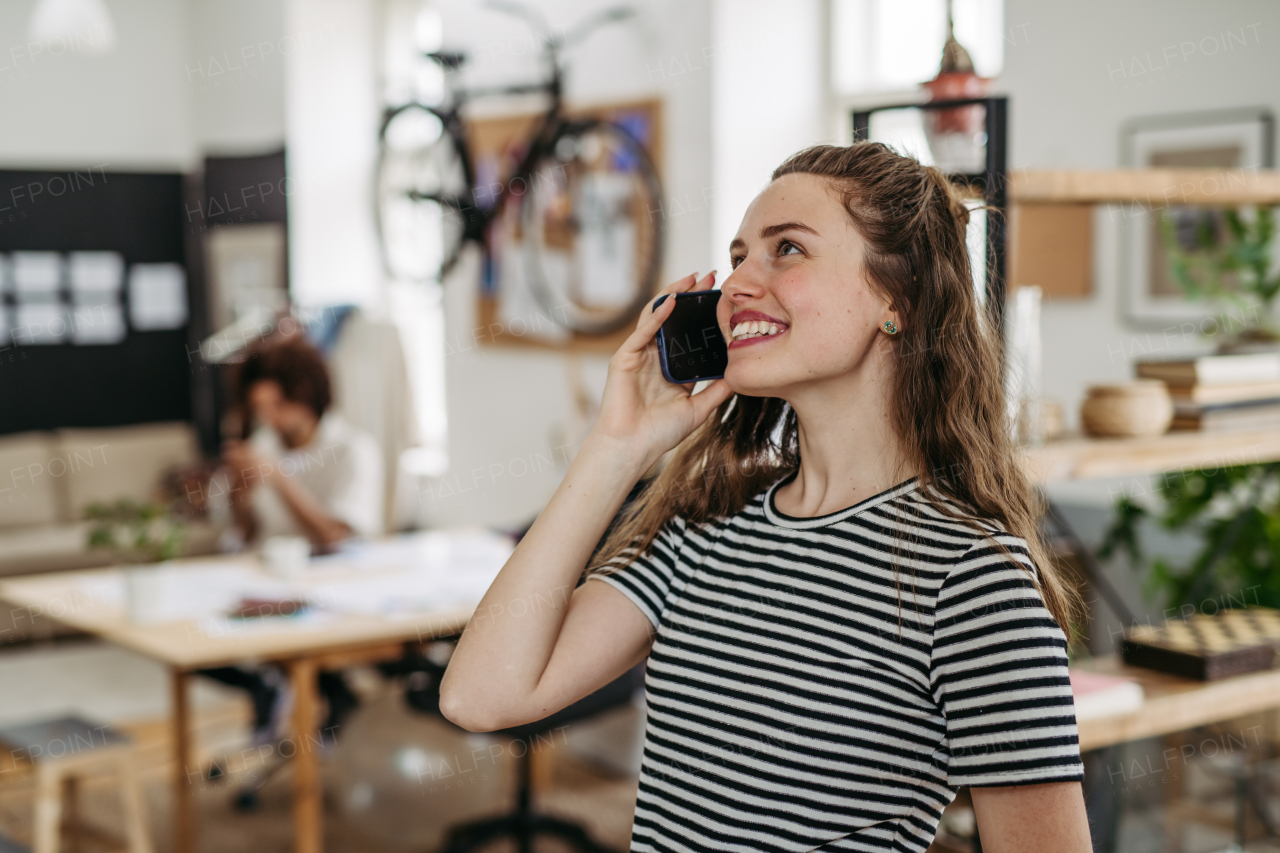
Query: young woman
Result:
<box><xmin>440</xmin><ymin>143</ymin><xmax>1092</xmax><ymax>852</ymax></box>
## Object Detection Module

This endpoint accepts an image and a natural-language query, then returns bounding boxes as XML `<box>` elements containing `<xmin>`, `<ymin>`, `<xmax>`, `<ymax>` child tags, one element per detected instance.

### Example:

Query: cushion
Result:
<box><xmin>0</xmin><ymin>432</ymin><xmax>63</xmax><ymax>528</ymax></box>
<box><xmin>56</xmin><ymin>422</ymin><xmax>199</xmax><ymax>522</ymax></box>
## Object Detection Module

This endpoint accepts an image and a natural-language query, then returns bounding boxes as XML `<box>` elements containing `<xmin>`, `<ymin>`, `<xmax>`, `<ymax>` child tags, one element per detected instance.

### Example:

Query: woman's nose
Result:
<box><xmin>721</xmin><ymin>267</ymin><xmax>767</xmax><ymax>303</ymax></box>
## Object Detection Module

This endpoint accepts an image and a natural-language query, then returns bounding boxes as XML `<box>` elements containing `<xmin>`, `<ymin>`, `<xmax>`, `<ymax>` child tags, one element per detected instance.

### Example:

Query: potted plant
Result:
<box><xmin>1160</xmin><ymin>206</ymin><xmax>1280</xmax><ymax>350</ymax></box>
<box><xmin>1100</xmin><ymin>460</ymin><xmax>1280</xmax><ymax>615</ymax></box>
<box><xmin>85</xmin><ymin>500</ymin><xmax>188</xmax><ymax>624</ymax></box>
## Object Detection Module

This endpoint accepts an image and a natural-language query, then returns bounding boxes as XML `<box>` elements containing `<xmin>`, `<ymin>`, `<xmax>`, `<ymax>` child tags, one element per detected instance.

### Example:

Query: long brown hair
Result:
<box><xmin>590</xmin><ymin>142</ymin><xmax>1080</xmax><ymax>632</ymax></box>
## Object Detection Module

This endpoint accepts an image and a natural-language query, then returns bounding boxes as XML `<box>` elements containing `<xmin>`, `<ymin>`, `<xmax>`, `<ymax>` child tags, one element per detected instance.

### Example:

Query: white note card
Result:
<box><xmin>69</xmin><ymin>252</ymin><xmax>124</xmax><ymax>297</ymax></box>
<box><xmin>128</xmin><ymin>263</ymin><xmax>188</xmax><ymax>330</ymax></box>
<box><xmin>14</xmin><ymin>304</ymin><xmax>66</xmax><ymax>344</ymax></box>
<box><xmin>70</xmin><ymin>302</ymin><xmax>126</xmax><ymax>345</ymax></box>
<box><xmin>12</xmin><ymin>252</ymin><xmax>62</xmax><ymax>295</ymax></box>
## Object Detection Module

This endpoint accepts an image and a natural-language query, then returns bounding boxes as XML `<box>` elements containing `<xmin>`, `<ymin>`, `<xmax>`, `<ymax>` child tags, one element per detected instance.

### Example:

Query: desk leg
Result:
<box><xmin>171</xmin><ymin>669</ymin><xmax>195</xmax><ymax>853</ymax></box>
<box><xmin>289</xmin><ymin>658</ymin><xmax>322</xmax><ymax>853</ymax></box>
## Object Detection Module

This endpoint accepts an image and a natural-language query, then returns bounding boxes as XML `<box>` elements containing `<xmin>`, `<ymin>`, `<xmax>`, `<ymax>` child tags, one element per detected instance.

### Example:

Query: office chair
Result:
<box><xmin>387</xmin><ymin>644</ymin><xmax>642</xmax><ymax>853</ymax></box>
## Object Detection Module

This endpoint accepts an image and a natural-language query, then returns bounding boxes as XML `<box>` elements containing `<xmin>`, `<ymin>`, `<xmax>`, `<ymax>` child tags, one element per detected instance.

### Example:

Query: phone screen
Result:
<box><xmin>653</xmin><ymin>290</ymin><xmax>727</xmax><ymax>384</ymax></box>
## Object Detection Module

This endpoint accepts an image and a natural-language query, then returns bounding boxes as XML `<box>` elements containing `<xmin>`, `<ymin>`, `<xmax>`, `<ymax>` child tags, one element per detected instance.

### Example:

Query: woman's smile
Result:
<box><xmin>727</xmin><ymin>309</ymin><xmax>789</xmax><ymax>349</ymax></box>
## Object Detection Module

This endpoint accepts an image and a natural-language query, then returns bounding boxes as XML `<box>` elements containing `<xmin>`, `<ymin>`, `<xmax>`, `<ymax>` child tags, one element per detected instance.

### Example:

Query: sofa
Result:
<box><xmin>0</xmin><ymin>421</ymin><xmax>219</xmax><ymax>578</ymax></box>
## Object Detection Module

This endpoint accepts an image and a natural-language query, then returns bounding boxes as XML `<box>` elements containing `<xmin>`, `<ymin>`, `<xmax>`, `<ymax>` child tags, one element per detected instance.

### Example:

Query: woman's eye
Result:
<box><xmin>778</xmin><ymin>241</ymin><xmax>801</xmax><ymax>257</ymax></box>
<box><xmin>730</xmin><ymin>254</ymin><xmax>745</xmax><ymax>269</ymax></box>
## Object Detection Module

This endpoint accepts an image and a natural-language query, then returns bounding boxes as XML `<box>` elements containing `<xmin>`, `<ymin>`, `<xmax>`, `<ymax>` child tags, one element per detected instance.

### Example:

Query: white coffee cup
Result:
<box><xmin>263</xmin><ymin>535</ymin><xmax>311</xmax><ymax>579</ymax></box>
<box><xmin>125</xmin><ymin>565</ymin><xmax>166</xmax><ymax>625</ymax></box>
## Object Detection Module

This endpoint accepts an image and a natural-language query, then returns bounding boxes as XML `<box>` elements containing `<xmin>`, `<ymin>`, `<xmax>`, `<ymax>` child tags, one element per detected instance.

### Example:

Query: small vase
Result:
<box><xmin>1080</xmin><ymin>381</ymin><xmax>1173</xmax><ymax>438</ymax></box>
<box><xmin>124</xmin><ymin>563</ymin><xmax>167</xmax><ymax>625</ymax></box>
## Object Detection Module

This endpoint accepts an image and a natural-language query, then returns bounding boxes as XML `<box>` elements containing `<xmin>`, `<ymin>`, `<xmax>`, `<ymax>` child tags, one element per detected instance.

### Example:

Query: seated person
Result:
<box><xmin>223</xmin><ymin>336</ymin><xmax>383</xmax><ymax>548</ymax></box>
<box><xmin>203</xmin><ymin>336</ymin><xmax>384</xmax><ymax>743</ymax></box>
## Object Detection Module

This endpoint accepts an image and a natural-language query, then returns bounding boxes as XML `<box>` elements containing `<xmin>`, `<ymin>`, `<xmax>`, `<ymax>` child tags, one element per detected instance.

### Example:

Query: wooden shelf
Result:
<box><xmin>1075</xmin><ymin>656</ymin><xmax>1280</xmax><ymax>752</ymax></box>
<box><xmin>1010</xmin><ymin>168</ymin><xmax>1280</xmax><ymax>205</ymax></box>
<box><xmin>1021</xmin><ymin>428</ymin><xmax>1280</xmax><ymax>484</ymax></box>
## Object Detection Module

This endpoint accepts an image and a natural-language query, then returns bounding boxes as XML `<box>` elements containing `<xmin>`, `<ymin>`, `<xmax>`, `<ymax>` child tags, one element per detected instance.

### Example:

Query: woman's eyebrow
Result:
<box><xmin>728</xmin><ymin>221</ymin><xmax>820</xmax><ymax>254</ymax></box>
<box><xmin>760</xmin><ymin>221</ymin><xmax>819</xmax><ymax>239</ymax></box>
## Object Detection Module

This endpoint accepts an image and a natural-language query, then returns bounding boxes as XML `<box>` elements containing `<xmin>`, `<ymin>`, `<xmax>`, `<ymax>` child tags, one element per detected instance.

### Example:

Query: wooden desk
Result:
<box><xmin>1076</xmin><ymin>657</ymin><xmax>1280</xmax><ymax>752</ymax></box>
<box><xmin>0</xmin><ymin>531</ymin><xmax>513</xmax><ymax>853</ymax></box>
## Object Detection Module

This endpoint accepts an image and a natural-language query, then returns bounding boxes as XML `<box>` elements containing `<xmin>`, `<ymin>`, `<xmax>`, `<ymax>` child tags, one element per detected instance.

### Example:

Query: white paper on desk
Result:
<box><xmin>78</xmin><ymin>561</ymin><xmax>292</xmax><ymax>624</ymax></box>
<box><xmin>307</xmin><ymin>529</ymin><xmax>513</xmax><ymax>616</ymax></box>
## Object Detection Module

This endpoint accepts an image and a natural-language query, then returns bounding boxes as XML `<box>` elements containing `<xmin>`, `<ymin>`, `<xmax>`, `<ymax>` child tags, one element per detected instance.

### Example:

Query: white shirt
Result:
<box><xmin>248</xmin><ymin>413</ymin><xmax>384</xmax><ymax>542</ymax></box>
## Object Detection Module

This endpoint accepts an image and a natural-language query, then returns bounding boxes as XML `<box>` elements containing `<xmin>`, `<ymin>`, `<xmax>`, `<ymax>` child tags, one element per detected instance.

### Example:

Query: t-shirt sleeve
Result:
<box><xmin>323</xmin><ymin>434</ymin><xmax>385</xmax><ymax>539</ymax></box>
<box><xmin>930</xmin><ymin>537</ymin><xmax>1084</xmax><ymax>788</ymax></box>
<box><xmin>588</xmin><ymin>517</ymin><xmax>688</xmax><ymax>631</ymax></box>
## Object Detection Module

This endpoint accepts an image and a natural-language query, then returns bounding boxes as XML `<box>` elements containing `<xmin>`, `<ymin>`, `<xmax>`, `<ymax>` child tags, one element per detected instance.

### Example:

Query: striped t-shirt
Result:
<box><xmin>591</xmin><ymin>474</ymin><xmax>1083</xmax><ymax>852</ymax></box>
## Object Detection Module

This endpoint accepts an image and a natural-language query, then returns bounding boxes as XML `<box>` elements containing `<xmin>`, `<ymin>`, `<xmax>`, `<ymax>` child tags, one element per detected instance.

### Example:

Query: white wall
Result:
<box><xmin>190</xmin><ymin>0</ymin><xmax>286</xmax><ymax>155</ymax></box>
<box><xmin>0</xmin><ymin>0</ymin><xmax>197</xmax><ymax>169</ymax></box>
<box><xmin>416</xmin><ymin>0</ymin><xmax>717</xmax><ymax>529</ymax></box>
<box><xmin>0</xmin><ymin>0</ymin><xmax>285</xmax><ymax>169</ymax></box>
<box><xmin>283</xmin><ymin>0</ymin><xmax>382</xmax><ymax>309</ymax></box>
<box><xmin>1000</xmin><ymin>0</ymin><xmax>1280</xmax><ymax>434</ymax></box>
<box><xmin>711</xmin><ymin>0</ymin><xmax>826</xmax><ymax>263</ymax></box>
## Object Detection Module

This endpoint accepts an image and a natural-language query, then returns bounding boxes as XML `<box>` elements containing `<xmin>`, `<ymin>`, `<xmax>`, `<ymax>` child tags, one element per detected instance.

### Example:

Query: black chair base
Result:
<box><xmin>439</xmin><ymin>809</ymin><xmax>621</xmax><ymax>853</ymax></box>
<box><xmin>388</xmin><ymin>641</ymin><xmax>640</xmax><ymax>853</ymax></box>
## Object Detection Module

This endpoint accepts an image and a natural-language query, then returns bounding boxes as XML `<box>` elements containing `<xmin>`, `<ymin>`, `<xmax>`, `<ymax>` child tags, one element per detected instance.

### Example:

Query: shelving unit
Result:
<box><xmin>1009</xmin><ymin>167</ymin><xmax>1280</xmax><ymax>205</ymax></box>
<box><xmin>853</xmin><ymin>96</ymin><xmax>1009</xmax><ymax>332</ymax></box>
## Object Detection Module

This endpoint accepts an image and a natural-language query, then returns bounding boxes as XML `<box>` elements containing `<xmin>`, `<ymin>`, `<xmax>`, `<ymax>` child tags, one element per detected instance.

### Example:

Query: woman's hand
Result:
<box><xmin>589</xmin><ymin>272</ymin><xmax>733</xmax><ymax>471</ymax></box>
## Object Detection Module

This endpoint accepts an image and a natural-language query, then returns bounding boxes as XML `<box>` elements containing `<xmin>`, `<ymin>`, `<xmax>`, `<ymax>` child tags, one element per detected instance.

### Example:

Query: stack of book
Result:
<box><xmin>1136</xmin><ymin>351</ymin><xmax>1280</xmax><ymax>432</ymax></box>
<box><xmin>1068</xmin><ymin>669</ymin><xmax>1144</xmax><ymax>720</ymax></box>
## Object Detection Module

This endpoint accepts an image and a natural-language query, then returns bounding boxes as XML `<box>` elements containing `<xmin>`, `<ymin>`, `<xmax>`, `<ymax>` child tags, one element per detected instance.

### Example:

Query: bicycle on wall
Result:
<box><xmin>375</xmin><ymin>1</ymin><xmax>664</xmax><ymax>336</ymax></box>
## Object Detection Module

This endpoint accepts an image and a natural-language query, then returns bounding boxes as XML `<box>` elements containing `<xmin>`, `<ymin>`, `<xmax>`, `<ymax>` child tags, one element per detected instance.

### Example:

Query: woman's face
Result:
<box><xmin>716</xmin><ymin>173</ymin><xmax>897</xmax><ymax>398</ymax></box>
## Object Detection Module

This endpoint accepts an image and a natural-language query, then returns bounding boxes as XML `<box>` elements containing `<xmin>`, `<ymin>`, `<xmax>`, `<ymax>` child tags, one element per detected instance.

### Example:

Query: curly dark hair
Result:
<box><xmin>237</xmin><ymin>337</ymin><xmax>332</xmax><ymax>418</ymax></box>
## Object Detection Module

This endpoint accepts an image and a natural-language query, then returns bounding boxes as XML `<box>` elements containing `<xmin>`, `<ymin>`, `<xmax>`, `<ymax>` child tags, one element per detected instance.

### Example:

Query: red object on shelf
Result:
<box><xmin>921</xmin><ymin>73</ymin><xmax>991</xmax><ymax>133</ymax></box>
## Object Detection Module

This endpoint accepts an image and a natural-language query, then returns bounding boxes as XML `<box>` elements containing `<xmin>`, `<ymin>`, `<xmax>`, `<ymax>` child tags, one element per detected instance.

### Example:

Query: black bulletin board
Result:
<box><xmin>0</xmin><ymin>169</ymin><xmax>193</xmax><ymax>433</ymax></box>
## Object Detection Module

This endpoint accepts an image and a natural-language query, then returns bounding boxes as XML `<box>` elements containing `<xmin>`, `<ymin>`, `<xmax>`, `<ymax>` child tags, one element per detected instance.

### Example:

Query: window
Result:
<box><xmin>380</xmin><ymin>0</ymin><xmax>450</xmax><ymax>478</ymax></box>
<box><xmin>830</xmin><ymin>0</ymin><xmax>1003</xmax><ymax>96</ymax></box>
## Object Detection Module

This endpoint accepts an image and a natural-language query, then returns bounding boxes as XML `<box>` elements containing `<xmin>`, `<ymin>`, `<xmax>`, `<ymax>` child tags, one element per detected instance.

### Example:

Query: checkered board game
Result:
<box><xmin>1122</xmin><ymin>607</ymin><xmax>1280</xmax><ymax>680</ymax></box>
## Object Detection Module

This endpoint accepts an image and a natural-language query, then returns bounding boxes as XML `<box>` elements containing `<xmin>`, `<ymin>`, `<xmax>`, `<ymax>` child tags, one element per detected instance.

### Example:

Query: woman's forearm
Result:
<box><xmin>439</xmin><ymin>432</ymin><xmax>651</xmax><ymax>731</ymax></box>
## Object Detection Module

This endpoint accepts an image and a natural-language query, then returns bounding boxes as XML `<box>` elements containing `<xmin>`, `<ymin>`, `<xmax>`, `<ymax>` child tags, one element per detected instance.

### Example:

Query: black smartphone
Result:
<box><xmin>652</xmin><ymin>290</ymin><xmax>727</xmax><ymax>384</ymax></box>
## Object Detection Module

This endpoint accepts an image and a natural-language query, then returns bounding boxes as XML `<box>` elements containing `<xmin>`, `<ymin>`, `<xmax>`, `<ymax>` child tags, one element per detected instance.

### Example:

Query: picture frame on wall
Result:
<box><xmin>1121</xmin><ymin>107</ymin><xmax>1274</xmax><ymax>327</ymax></box>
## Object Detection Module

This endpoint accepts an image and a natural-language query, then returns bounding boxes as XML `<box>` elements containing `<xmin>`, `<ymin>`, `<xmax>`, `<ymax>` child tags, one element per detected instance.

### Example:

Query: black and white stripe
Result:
<box><xmin>592</xmin><ymin>475</ymin><xmax>1083</xmax><ymax>852</ymax></box>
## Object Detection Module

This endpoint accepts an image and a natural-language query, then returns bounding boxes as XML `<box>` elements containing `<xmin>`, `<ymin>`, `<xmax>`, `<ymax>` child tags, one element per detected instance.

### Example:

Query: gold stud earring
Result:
<box><xmin>883</xmin><ymin>320</ymin><xmax>898</xmax><ymax>335</ymax></box>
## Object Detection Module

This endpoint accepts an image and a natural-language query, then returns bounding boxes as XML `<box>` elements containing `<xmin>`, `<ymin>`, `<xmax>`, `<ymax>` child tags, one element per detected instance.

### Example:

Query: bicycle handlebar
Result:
<box><xmin>484</xmin><ymin>1</ymin><xmax>635</xmax><ymax>56</ymax></box>
<box><xmin>484</xmin><ymin>0</ymin><xmax>553</xmax><ymax>42</ymax></box>
<box><xmin>562</xmin><ymin>7</ymin><xmax>636</xmax><ymax>51</ymax></box>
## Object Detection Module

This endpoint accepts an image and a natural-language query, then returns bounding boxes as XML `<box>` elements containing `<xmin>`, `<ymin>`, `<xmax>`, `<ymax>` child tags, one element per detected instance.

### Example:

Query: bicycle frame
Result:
<box><xmin>424</xmin><ymin>50</ymin><xmax>566</xmax><ymax>243</ymax></box>
<box><xmin>377</xmin><ymin>1</ymin><xmax>644</xmax><ymax>289</ymax></box>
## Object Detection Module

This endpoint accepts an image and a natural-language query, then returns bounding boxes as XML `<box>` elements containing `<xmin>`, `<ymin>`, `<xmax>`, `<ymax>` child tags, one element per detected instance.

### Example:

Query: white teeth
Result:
<box><xmin>730</xmin><ymin>320</ymin><xmax>786</xmax><ymax>342</ymax></box>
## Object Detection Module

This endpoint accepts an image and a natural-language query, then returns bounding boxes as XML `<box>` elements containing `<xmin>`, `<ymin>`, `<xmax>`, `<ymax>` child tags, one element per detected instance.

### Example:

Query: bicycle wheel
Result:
<box><xmin>519</xmin><ymin>118</ymin><xmax>663</xmax><ymax>336</ymax></box>
<box><xmin>375</xmin><ymin>103</ymin><xmax>473</xmax><ymax>284</ymax></box>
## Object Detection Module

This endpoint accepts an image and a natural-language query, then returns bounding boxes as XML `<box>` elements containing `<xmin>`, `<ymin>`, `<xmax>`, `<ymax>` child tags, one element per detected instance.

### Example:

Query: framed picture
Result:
<box><xmin>204</xmin><ymin>222</ymin><xmax>288</xmax><ymax>331</ymax></box>
<box><xmin>470</xmin><ymin>98</ymin><xmax>664</xmax><ymax>354</ymax></box>
<box><xmin>1121</xmin><ymin>107</ymin><xmax>1274</xmax><ymax>326</ymax></box>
